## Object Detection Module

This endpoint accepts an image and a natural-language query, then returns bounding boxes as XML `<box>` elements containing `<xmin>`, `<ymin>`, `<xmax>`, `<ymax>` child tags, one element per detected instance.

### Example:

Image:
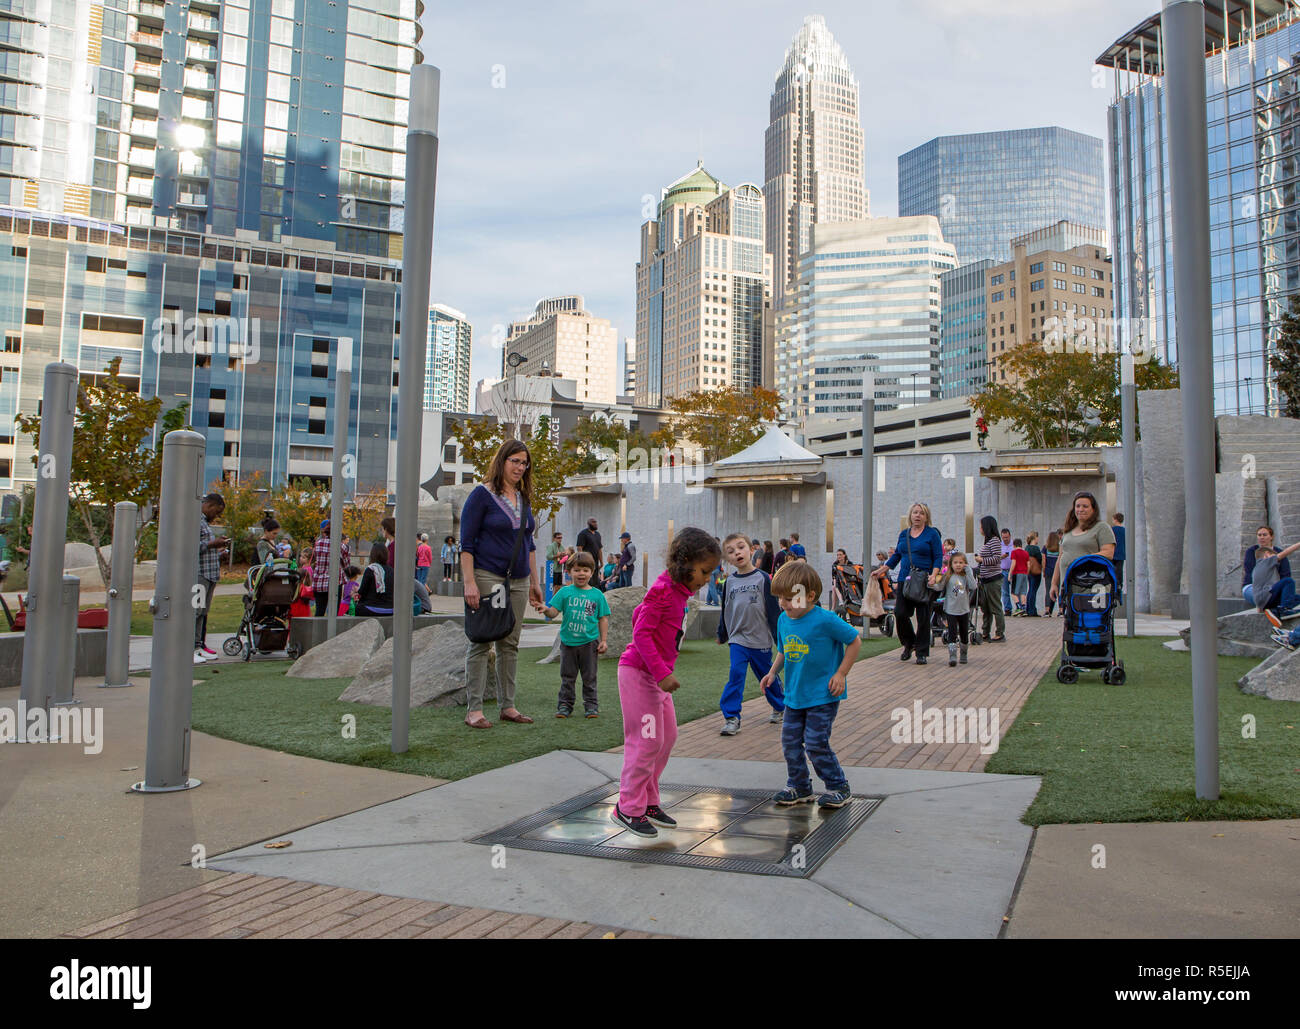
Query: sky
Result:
<box><xmin>420</xmin><ymin>0</ymin><xmax>1159</xmax><ymax>395</ymax></box>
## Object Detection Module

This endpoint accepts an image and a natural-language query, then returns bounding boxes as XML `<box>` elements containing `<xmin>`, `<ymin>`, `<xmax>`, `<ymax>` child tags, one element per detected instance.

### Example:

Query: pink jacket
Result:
<box><xmin>619</xmin><ymin>569</ymin><xmax>691</xmax><ymax>683</ymax></box>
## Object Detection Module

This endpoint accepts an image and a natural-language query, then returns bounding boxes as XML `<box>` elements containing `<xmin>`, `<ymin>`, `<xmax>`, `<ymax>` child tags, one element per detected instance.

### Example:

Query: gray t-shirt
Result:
<box><xmin>1057</xmin><ymin>522</ymin><xmax>1116</xmax><ymax>579</ymax></box>
<box><xmin>1251</xmin><ymin>553</ymin><xmax>1280</xmax><ymax>610</ymax></box>
<box><xmin>722</xmin><ymin>568</ymin><xmax>774</xmax><ymax>649</ymax></box>
<box><xmin>941</xmin><ymin>569</ymin><xmax>979</xmax><ymax>616</ymax></box>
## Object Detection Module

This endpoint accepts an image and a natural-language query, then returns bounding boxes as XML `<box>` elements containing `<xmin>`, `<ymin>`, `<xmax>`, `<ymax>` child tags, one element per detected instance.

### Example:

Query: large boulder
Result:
<box><xmin>339</xmin><ymin>620</ymin><xmax>498</xmax><ymax>708</ymax></box>
<box><xmin>538</xmin><ymin>585</ymin><xmax>649</xmax><ymax>665</ymax></box>
<box><xmin>1238</xmin><ymin>646</ymin><xmax>1300</xmax><ymax>702</ymax></box>
<box><xmin>287</xmin><ymin>618</ymin><xmax>384</xmax><ymax>679</ymax></box>
<box><xmin>1180</xmin><ymin>608</ymin><xmax>1278</xmax><ymax>658</ymax></box>
<box><xmin>64</xmin><ymin>542</ymin><xmax>100</xmax><ymax>570</ymax></box>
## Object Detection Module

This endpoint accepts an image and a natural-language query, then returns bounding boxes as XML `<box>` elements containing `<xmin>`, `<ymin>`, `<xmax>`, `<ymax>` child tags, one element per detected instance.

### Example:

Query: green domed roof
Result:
<box><xmin>660</xmin><ymin>163</ymin><xmax>728</xmax><ymax>216</ymax></box>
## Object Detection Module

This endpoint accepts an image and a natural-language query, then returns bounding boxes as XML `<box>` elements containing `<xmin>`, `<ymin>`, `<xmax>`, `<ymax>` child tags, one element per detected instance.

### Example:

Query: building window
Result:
<box><xmin>1029</xmin><ymin>261</ymin><xmax>1044</xmax><ymax>274</ymax></box>
<box><xmin>1030</xmin><ymin>280</ymin><xmax>1044</xmax><ymax>292</ymax></box>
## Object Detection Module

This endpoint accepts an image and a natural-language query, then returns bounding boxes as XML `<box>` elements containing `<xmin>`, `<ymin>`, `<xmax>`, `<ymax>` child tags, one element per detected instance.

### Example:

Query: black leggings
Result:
<box><xmin>945</xmin><ymin>612</ymin><xmax>970</xmax><ymax>645</ymax></box>
<box><xmin>895</xmin><ymin>594</ymin><xmax>932</xmax><ymax>656</ymax></box>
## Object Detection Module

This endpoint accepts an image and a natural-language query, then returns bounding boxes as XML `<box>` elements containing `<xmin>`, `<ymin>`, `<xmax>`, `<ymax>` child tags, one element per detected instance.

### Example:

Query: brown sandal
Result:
<box><xmin>499</xmin><ymin>710</ymin><xmax>533</xmax><ymax>724</ymax></box>
<box><xmin>465</xmin><ymin>715</ymin><xmax>492</xmax><ymax>729</ymax></box>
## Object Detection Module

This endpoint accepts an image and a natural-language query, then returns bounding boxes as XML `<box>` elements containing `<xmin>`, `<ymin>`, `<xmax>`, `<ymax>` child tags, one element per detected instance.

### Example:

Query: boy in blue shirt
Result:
<box><xmin>716</xmin><ymin>533</ymin><xmax>784</xmax><ymax>736</ymax></box>
<box><xmin>760</xmin><ymin>560</ymin><xmax>861</xmax><ymax>809</ymax></box>
<box><xmin>540</xmin><ymin>552</ymin><xmax>610</xmax><ymax>718</ymax></box>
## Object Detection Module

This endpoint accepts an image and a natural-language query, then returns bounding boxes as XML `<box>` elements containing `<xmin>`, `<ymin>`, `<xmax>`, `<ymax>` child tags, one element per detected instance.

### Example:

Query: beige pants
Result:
<box><xmin>464</xmin><ymin>569</ymin><xmax>530</xmax><ymax>711</ymax></box>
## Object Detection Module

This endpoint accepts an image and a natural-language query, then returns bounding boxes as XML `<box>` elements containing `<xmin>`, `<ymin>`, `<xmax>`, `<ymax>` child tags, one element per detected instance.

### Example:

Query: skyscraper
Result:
<box><xmin>939</xmin><ymin>260</ymin><xmax>992</xmax><ymax>400</ymax></box>
<box><xmin>622</xmin><ymin>336</ymin><xmax>636</xmax><ymax>396</ymax></box>
<box><xmin>0</xmin><ymin>0</ymin><xmax>419</xmax><ymax>492</ymax></box>
<box><xmin>898</xmin><ymin>128</ymin><xmax>1106</xmax><ymax>267</ymax></box>
<box><xmin>425</xmin><ymin>305</ymin><xmax>472</xmax><ymax>414</ymax></box>
<box><xmin>635</xmin><ymin>165</ymin><xmax>773</xmax><ymax>408</ymax></box>
<box><xmin>777</xmin><ymin>217</ymin><xmax>955</xmax><ymax>427</ymax></box>
<box><xmin>505</xmin><ymin>295</ymin><xmax>618</xmax><ymax>406</ymax></box>
<box><xmin>764</xmin><ymin>15</ymin><xmax>868</xmax><ymax>311</ymax></box>
<box><xmin>1100</xmin><ymin>1</ymin><xmax>1297</xmax><ymax>415</ymax></box>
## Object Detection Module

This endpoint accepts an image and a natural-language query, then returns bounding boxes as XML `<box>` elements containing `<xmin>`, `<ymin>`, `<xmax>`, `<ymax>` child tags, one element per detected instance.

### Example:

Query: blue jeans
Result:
<box><xmin>1244</xmin><ymin>578</ymin><xmax>1297</xmax><ymax>612</ymax></box>
<box><xmin>1001</xmin><ymin>575</ymin><xmax>1012</xmax><ymax>614</ymax></box>
<box><xmin>1026</xmin><ymin>574</ymin><xmax>1041</xmax><ymax>616</ymax></box>
<box><xmin>618</xmin><ymin>567</ymin><xmax>632</xmax><ymax>588</ymax></box>
<box><xmin>415</xmin><ymin>566</ymin><xmax>429</xmax><ymax>586</ymax></box>
<box><xmin>782</xmin><ymin>701</ymin><xmax>847</xmax><ymax>794</ymax></box>
<box><xmin>720</xmin><ymin>644</ymin><xmax>783</xmax><ymax>719</ymax></box>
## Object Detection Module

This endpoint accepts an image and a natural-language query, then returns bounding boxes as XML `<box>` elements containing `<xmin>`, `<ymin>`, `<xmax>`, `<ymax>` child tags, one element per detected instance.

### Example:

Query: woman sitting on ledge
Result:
<box><xmin>1243</xmin><ymin>526</ymin><xmax>1300</xmax><ymax>616</ymax></box>
<box><xmin>356</xmin><ymin>541</ymin><xmax>395</xmax><ymax>617</ymax></box>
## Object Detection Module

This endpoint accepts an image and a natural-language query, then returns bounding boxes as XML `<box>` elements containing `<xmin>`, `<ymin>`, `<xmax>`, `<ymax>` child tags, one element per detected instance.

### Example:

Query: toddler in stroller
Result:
<box><xmin>224</xmin><ymin>558</ymin><xmax>302</xmax><ymax>660</ymax></box>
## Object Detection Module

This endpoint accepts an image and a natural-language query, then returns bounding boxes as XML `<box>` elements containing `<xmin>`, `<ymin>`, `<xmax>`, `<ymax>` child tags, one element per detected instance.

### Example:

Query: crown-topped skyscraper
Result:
<box><xmin>764</xmin><ymin>15</ymin><xmax>868</xmax><ymax>311</ymax></box>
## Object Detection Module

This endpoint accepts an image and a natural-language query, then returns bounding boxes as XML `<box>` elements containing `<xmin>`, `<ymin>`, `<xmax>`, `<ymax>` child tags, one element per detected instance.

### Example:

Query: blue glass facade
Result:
<box><xmin>1106</xmin><ymin>11</ymin><xmax>1300</xmax><ymax>415</ymax></box>
<box><xmin>939</xmin><ymin>259</ymin><xmax>991</xmax><ymax>398</ymax></box>
<box><xmin>898</xmin><ymin>128</ymin><xmax>1107</xmax><ymax>267</ymax></box>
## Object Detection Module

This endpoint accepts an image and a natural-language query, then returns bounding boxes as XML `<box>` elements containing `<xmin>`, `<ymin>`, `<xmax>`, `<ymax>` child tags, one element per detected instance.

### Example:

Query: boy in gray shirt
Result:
<box><xmin>717</xmin><ymin>533</ymin><xmax>784</xmax><ymax>735</ymax></box>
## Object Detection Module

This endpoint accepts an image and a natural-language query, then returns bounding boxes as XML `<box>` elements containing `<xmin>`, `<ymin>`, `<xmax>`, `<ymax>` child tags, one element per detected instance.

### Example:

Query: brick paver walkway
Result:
<box><xmin>665</xmin><ymin>613</ymin><xmax>1063</xmax><ymax>772</ymax></box>
<box><xmin>67</xmin><ymin>873</ymin><xmax>671</xmax><ymax>940</ymax></box>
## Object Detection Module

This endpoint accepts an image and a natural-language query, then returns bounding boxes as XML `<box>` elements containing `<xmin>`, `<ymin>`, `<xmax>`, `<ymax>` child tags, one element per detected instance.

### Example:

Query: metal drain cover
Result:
<box><xmin>470</xmin><ymin>783</ymin><xmax>882</xmax><ymax>878</ymax></box>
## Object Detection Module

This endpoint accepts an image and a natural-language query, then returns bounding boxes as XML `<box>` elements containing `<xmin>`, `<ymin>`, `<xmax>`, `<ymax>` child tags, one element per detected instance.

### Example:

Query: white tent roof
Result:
<box><xmin>714</xmin><ymin>424</ymin><xmax>821</xmax><ymax>467</ymax></box>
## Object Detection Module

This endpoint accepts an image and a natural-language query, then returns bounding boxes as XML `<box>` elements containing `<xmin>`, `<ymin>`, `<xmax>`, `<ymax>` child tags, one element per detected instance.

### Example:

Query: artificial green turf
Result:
<box><xmin>985</xmin><ymin>636</ymin><xmax>1300</xmax><ymax>825</ymax></box>
<box><xmin>190</xmin><ymin>635</ymin><xmax>900</xmax><ymax>782</ymax></box>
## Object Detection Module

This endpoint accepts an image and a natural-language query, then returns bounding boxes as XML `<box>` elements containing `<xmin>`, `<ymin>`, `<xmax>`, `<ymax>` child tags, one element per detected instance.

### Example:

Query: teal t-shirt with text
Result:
<box><xmin>778</xmin><ymin>606</ymin><xmax>860</xmax><ymax>709</ymax></box>
<box><xmin>551</xmin><ymin>585</ymin><xmax>611</xmax><ymax>646</ymax></box>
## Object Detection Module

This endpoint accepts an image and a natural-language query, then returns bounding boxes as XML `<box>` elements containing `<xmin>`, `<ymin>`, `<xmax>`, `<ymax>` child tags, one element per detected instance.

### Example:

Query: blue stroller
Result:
<box><xmin>1055</xmin><ymin>554</ymin><xmax>1126</xmax><ymax>684</ymax></box>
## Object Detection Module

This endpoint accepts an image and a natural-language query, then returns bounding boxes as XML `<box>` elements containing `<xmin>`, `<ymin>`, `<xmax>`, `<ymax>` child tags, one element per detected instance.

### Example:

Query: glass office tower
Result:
<box><xmin>1099</xmin><ymin>1</ymin><xmax>1299</xmax><ymax>415</ymax></box>
<box><xmin>939</xmin><ymin>259</ymin><xmax>992</xmax><ymax>399</ymax></box>
<box><xmin>898</xmin><ymin>127</ymin><xmax>1106</xmax><ymax>267</ymax></box>
<box><xmin>0</xmin><ymin>0</ymin><xmax>419</xmax><ymax>492</ymax></box>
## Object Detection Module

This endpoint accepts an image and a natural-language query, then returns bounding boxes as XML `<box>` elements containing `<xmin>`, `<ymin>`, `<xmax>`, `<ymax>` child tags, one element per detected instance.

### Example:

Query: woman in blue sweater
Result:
<box><xmin>874</xmin><ymin>502</ymin><xmax>944</xmax><ymax>665</ymax></box>
<box><xmin>459</xmin><ymin>440</ymin><xmax>543</xmax><ymax>729</ymax></box>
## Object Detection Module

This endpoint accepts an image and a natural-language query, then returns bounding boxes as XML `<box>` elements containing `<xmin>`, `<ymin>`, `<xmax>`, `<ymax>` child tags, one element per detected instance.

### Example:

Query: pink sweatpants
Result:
<box><xmin>617</xmin><ymin>662</ymin><xmax>678</xmax><ymax>818</ymax></box>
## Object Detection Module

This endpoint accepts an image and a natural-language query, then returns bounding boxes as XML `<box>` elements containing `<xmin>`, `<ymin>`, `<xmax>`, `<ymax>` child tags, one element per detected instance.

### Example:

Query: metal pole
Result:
<box><xmin>392</xmin><ymin>64</ymin><xmax>440</xmax><ymax>754</ymax></box>
<box><xmin>18</xmin><ymin>362</ymin><xmax>77</xmax><ymax>740</ymax></box>
<box><xmin>1164</xmin><ymin>0</ymin><xmax>1219</xmax><ymax>799</ymax></box>
<box><xmin>102</xmin><ymin>501</ymin><xmax>138</xmax><ymax>688</ymax></box>
<box><xmin>861</xmin><ymin>369</ymin><xmax>874</xmax><ymax>635</ymax></box>
<box><xmin>134</xmin><ymin>429</ymin><xmax>205</xmax><ymax>792</ymax></box>
<box><xmin>327</xmin><ymin>338</ymin><xmax>353</xmax><ymax>640</ymax></box>
<box><xmin>1121</xmin><ymin>353</ymin><xmax>1137</xmax><ymax>638</ymax></box>
<box><xmin>49</xmin><ymin>576</ymin><xmax>81</xmax><ymax>706</ymax></box>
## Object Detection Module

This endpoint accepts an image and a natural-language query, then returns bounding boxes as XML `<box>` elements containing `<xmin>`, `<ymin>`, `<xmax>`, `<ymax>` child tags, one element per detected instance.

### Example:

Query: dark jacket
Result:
<box><xmin>460</xmin><ymin>485</ymin><xmax>536</xmax><ymax>580</ymax></box>
<box><xmin>358</xmin><ymin>563</ymin><xmax>395</xmax><ymax>612</ymax></box>
<box><xmin>716</xmin><ymin>568</ymin><xmax>782</xmax><ymax>645</ymax></box>
<box><xmin>885</xmin><ymin>526</ymin><xmax>944</xmax><ymax>584</ymax></box>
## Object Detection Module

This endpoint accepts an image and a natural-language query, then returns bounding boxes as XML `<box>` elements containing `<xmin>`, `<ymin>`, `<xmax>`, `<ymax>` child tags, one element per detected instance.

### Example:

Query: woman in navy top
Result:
<box><xmin>874</xmin><ymin>501</ymin><xmax>944</xmax><ymax>664</ymax></box>
<box><xmin>459</xmin><ymin>439</ymin><xmax>543</xmax><ymax>729</ymax></box>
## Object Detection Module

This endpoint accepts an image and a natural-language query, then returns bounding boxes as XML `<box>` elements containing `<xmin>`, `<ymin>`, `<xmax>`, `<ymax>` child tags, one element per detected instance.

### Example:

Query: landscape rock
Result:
<box><xmin>539</xmin><ymin>585</ymin><xmax>651</xmax><ymax>664</ymax></box>
<box><xmin>339</xmin><ymin>620</ymin><xmax>498</xmax><ymax>707</ymax></box>
<box><xmin>287</xmin><ymin>618</ymin><xmax>384</xmax><ymax>679</ymax></box>
<box><xmin>1180</xmin><ymin>608</ymin><xmax>1280</xmax><ymax>657</ymax></box>
<box><xmin>1238</xmin><ymin>646</ymin><xmax>1300</xmax><ymax>702</ymax></box>
<box><xmin>64</xmin><ymin>542</ymin><xmax>100</xmax><ymax>570</ymax></box>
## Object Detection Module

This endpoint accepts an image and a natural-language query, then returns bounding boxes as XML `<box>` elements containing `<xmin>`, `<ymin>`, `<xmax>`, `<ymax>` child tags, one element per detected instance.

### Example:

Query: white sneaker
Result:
<box><xmin>193</xmin><ymin>650</ymin><xmax>208</xmax><ymax>664</ymax></box>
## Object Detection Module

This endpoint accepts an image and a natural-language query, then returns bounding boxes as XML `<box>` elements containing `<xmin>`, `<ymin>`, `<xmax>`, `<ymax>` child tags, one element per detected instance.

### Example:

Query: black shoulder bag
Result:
<box><xmin>464</xmin><ymin>520</ymin><xmax>527</xmax><ymax>643</ymax></box>
<box><xmin>901</xmin><ymin>531</ymin><xmax>932</xmax><ymax>604</ymax></box>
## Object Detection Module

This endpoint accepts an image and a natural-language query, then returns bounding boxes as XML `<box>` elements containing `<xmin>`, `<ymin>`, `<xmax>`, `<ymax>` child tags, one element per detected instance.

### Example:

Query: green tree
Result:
<box><xmin>973</xmin><ymin>342</ymin><xmax>1178</xmax><ymax>449</ymax></box>
<box><xmin>342</xmin><ymin>486</ymin><xmax>389</xmax><ymax>557</ymax></box>
<box><xmin>451</xmin><ymin>414</ymin><xmax>575</xmax><ymax>530</ymax></box>
<box><xmin>15</xmin><ymin>357</ymin><xmax>190</xmax><ymax>588</ymax></box>
<box><xmin>651</xmin><ymin>385</ymin><xmax>783</xmax><ymax>463</ymax></box>
<box><xmin>1270</xmin><ymin>294</ymin><xmax>1300</xmax><ymax>418</ymax></box>
<box><xmin>562</xmin><ymin>413</ymin><xmax>657</xmax><ymax>474</ymax></box>
<box><xmin>269</xmin><ymin>478</ymin><xmax>331</xmax><ymax>559</ymax></box>
<box><xmin>216</xmin><ymin>470</ymin><xmax>272</xmax><ymax>565</ymax></box>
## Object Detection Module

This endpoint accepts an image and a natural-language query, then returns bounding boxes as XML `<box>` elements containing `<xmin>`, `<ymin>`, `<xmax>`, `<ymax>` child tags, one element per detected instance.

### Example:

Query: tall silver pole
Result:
<box><xmin>327</xmin><ymin>338</ymin><xmax>353</xmax><ymax>640</ymax></box>
<box><xmin>18</xmin><ymin>362</ymin><xmax>77</xmax><ymax>739</ymax></box>
<box><xmin>392</xmin><ymin>65</ymin><xmax>440</xmax><ymax>754</ymax></box>
<box><xmin>101</xmin><ymin>501</ymin><xmax>138</xmax><ymax>688</ymax></box>
<box><xmin>1121</xmin><ymin>353</ymin><xmax>1136</xmax><ymax>638</ymax></box>
<box><xmin>1164</xmin><ymin>0</ymin><xmax>1218</xmax><ymax>799</ymax></box>
<box><xmin>49</xmin><ymin>575</ymin><xmax>81</xmax><ymax>706</ymax></box>
<box><xmin>134</xmin><ymin>429</ymin><xmax>205</xmax><ymax>793</ymax></box>
<box><xmin>861</xmin><ymin>369</ymin><xmax>874</xmax><ymax>635</ymax></box>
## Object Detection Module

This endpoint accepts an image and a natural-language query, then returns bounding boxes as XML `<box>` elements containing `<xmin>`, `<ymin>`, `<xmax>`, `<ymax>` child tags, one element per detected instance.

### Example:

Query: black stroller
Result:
<box><xmin>224</xmin><ymin>560</ymin><xmax>303</xmax><ymax>661</ymax></box>
<box><xmin>833</xmin><ymin>562</ymin><xmax>894</xmax><ymax>636</ymax></box>
<box><xmin>1055</xmin><ymin>554</ymin><xmax>1125</xmax><ymax>684</ymax></box>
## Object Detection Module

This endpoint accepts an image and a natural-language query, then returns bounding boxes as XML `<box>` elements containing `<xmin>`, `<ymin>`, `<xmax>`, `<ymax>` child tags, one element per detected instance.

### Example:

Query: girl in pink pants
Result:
<box><xmin>613</xmin><ymin>528</ymin><xmax>720</xmax><ymax>839</ymax></box>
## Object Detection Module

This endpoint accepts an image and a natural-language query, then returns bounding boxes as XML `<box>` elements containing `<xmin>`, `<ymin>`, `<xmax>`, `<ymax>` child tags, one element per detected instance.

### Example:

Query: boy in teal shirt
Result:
<box><xmin>540</xmin><ymin>551</ymin><xmax>610</xmax><ymax>718</ymax></box>
<box><xmin>761</xmin><ymin>560</ymin><xmax>861</xmax><ymax>808</ymax></box>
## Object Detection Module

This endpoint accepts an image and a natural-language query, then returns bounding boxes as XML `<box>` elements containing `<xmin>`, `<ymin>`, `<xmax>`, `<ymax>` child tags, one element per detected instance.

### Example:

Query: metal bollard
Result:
<box><xmin>133</xmin><ymin>430</ymin><xmax>205</xmax><ymax>793</ymax></box>
<box><xmin>101</xmin><ymin>501</ymin><xmax>138</xmax><ymax>688</ymax></box>
<box><xmin>18</xmin><ymin>362</ymin><xmax>77</xmax><ymax>741</ymax></box>
<box><xmin>48</xmin><ymin>576</ymin><xmax>81</xmax><ymax>707</ymax></box>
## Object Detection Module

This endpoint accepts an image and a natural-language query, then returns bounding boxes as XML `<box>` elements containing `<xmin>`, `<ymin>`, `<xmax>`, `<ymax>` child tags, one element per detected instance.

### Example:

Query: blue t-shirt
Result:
<box><xmin>789</xmin><ymin>542</ymin><xmax>806</xmax><ymax>559</ymax></box>
<box><xmin>777</xmin><ymin>607</ymin><xmax>860</xmax><ymax>709</ymax></box>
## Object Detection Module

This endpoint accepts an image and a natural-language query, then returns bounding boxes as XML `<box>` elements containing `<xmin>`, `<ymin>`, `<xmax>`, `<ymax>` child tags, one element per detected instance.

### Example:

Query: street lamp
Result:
<box><xmin>506</xmin><ymin>351</ymin><xmax>528</xmax><ymax>437</ymax></box>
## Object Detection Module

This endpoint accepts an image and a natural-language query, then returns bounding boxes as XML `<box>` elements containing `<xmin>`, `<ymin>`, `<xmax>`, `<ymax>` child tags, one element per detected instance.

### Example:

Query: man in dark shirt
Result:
<box><xmin>576</xmin><ymin>518</ymin><xmax>603</xmax><ymax>589</ymax></box>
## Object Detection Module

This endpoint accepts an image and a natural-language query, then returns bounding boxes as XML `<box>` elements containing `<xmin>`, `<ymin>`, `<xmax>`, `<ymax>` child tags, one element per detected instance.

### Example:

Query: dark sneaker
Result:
<box><xmin>772</xmin><ymin>787</ymin><xmax>815</xmax><ymax>805</ymax></box>
<box><xmin>644</xmin><ymin>804</ymin><xmax>677</xmax><ymax>828</ymax></box>
<box><xmin>555</xmin><ymin>708</ymin><xmax>572</xmax><ymax>719</ymax></box>
<box><xmin>612</xmin><ymin>804</ymin><xmax>657</xmax><ymax>838</ymax></box>
<box><xmin>916</xmin><ymin>655</ymin><xmax>927</xmax><ymax>665</ymax></box>
<box><xmin>720</xmin><ymin>716</ymin><xmax>741</xmax><ymax>736</ymax></box>
<box><xmin>584</xmin><ymin>710</ymin><xmax>599</xmax><ymax>719</ymax></box>
<box><xmin>900</xmin><ymin>647</ymin><xmax>913</xmax><ymax>661</ymax></box>
<box><xmin>768</xmin><ymin>709</ymin><xmax>784</xmax><ymax>724</ymax></box>
<box><xmin>817</xmin><ymin>787</ymin><xmax>851</xmax><ymax>809</ymax></box>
